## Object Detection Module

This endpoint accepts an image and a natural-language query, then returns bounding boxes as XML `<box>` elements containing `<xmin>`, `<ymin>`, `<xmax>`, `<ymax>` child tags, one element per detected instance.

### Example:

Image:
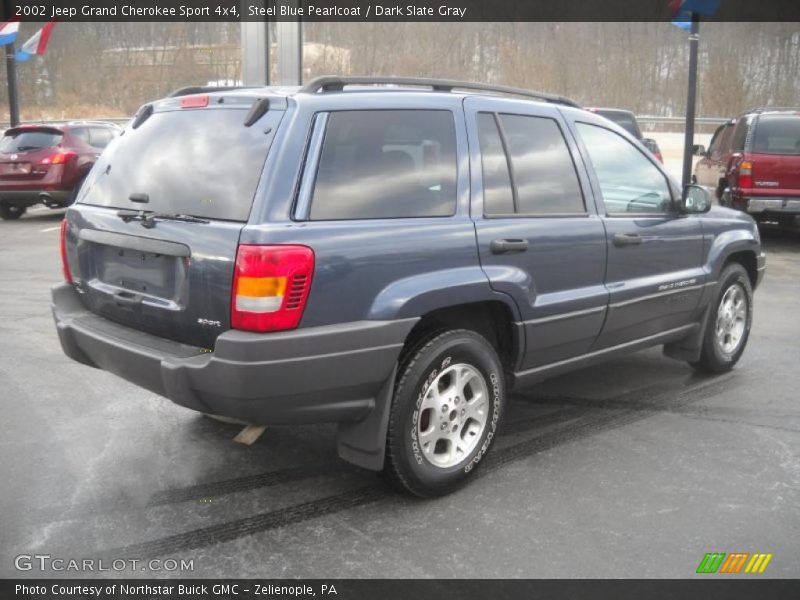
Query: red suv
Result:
<box><xmin>693</xmin><ymin>108</ymin><xmax>800</xmax><ymax>225</ymax></box>
<box><xmin>0</xmin><ymin>121</ymin><xmax>120</xmax><ymax>220</ymax></box>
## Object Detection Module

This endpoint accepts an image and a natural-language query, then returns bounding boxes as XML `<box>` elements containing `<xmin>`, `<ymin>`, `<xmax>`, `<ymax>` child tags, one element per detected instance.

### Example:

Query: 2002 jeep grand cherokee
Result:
<box><xmin>52</xmin><ymin>77</ymin><xmax>766</xmax><ymax>497</ymax></box>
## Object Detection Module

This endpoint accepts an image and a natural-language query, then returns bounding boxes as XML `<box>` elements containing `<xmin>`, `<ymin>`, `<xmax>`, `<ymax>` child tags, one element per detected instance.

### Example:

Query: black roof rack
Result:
<box><xmin>168</xmin><ymin>85</ymin><xmax>258</xmax><ymax>98</ymax></box>
<box><xmin>299</xmin><ymin>76</ymin><xmax>582</xmax><ymax>108</ymax></box>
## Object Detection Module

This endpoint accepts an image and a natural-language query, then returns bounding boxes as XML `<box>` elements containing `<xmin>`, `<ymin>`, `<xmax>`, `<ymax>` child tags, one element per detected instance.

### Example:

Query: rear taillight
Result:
<box><xmin>60</xmin><ymin>219</ymin><xmax>73</xmax><ymax>283</ymax></box>
<box><xmin>231</xmin><ymin>245</ymin><xmax>314</xmax><ymax>332</ymax></box>
<box><xmin>40</xmin><ymin>150</ymin><xmax>77</xmax><ymax>166</ymax></box>
<box><xmin>738</xmin><ymin>160</ymin><xmax>753</xmax><ymax>189</ymax></box>
<box><xmin>655</xmin><ymin>152</ymin><xmax>663</xmax><ymax>163</ymax></box>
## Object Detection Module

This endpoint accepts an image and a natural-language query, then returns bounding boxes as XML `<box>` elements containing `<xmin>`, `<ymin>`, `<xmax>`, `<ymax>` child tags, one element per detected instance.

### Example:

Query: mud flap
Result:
<box><xmin>663</xmin><ymin>305</ymin><xmax>710</xmax><ymax>362</ymax></box>
<box><xmin>335</xmin><ymin>365</ymin><xmax>397</xmax><ymax>471</ymax></box>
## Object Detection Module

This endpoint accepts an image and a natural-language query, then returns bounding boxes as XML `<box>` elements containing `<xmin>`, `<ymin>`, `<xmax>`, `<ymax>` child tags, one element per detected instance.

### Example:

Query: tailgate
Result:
<box><xmin>66</xmin><ymin>206</ymin><xmax>243</xmax><ymax>349</ymax></box>
<box><xmin>750</xmin><ymin>153</ymin><xmax>800</xmax><ymax>194</ymax></box>
<box><xmin>750</xmin><ymin>114</ymin><xmax>800</xmax><ymax>194</ymax></box>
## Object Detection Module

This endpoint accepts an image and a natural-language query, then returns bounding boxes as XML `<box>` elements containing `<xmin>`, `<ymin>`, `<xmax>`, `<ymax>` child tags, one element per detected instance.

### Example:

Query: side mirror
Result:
<box><xmin>680</xmin><ymin>184</ymin><xmax>712</xmax><ymax>214</ymax></box>
<box><xmin>692</xmin><ymin>144</ymin><xmax>707</xmax><ymax>156</ymax></box>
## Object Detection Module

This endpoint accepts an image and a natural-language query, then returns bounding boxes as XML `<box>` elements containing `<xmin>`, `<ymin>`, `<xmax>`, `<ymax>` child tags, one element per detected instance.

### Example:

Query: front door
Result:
<box><xmin>571</xmin><ymin>120</ymin><xmax>706</xmax><ymax>350</ymax></box>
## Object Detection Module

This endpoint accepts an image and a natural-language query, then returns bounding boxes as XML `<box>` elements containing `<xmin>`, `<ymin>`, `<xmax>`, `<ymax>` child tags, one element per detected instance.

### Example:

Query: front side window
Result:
<box><xmin>576</xmin><ymin>122</ymin><xmax>672</xmax><ymax>214</ymax></box>
<box><xmin>309</xmin><ymin>110</ymin><xmax>457</xmax><ymax>220</ymax></box>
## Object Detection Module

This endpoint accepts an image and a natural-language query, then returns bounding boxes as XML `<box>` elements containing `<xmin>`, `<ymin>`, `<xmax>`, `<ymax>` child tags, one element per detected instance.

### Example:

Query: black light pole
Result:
<box><xmin>681</xmin><ymin>13</ymin><xmax>700</xmax><ymax>188</ymax></box>
<box><xmin>2</xmin><ymin>0</ymin><xmax>20</xmax><ymax>126</ymax></box>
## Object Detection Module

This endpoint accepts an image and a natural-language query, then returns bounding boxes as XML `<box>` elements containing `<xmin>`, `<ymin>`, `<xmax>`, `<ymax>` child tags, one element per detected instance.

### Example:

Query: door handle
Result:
<box><xmin>490</xmin><ymin>238</ymin><xmax>529</xmax><ymax>254</ymax></box>
<box><xmin>114</xmin><ymin>290</ymin><xmax>143</xmax><ymax>308</ymax></box>
<box><xmin>612</xmin><ymin>233</ymin><xmax>642</xmax><ymax>247</ymax></box>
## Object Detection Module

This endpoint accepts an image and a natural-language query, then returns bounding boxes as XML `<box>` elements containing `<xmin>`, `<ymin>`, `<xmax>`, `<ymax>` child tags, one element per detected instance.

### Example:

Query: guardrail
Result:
<box><xmin>637</xmin><ymin>116</ymin><xmax>729</xmax><ymax>126</ymax></box>
<box><xmin>0</xmin><ymin>118</ymin><xmax>131</xmax><ymax>129</ymax></box>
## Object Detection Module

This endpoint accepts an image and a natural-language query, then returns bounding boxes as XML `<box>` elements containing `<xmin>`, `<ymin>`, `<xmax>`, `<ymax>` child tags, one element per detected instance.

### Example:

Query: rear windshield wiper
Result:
<box><xmin>117</xmin><ymin>209</ymin><xmax>209</xmax><ymax>228</ymax></box>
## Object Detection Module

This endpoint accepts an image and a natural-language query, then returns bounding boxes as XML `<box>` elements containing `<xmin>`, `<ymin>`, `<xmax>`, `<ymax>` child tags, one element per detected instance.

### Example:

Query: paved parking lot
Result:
<box><xmin>1</xmin><ymin>207</ymin><xmax>799</xmax><ymax>578</ymax></box>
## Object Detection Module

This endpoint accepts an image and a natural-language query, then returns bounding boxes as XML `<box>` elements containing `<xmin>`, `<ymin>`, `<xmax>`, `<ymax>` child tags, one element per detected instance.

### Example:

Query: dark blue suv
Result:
<box><xmin>52</xmin><ymin>77</ymin><xmax>765</xmax><ymax>497</ymax></box>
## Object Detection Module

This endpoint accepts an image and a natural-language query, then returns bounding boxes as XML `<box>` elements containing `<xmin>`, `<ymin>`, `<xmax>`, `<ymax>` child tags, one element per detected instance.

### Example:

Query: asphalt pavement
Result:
<box><xmin>1</xmin><ymin>207</ymin><xmax>798</xmax><ymax>578</ymax></box>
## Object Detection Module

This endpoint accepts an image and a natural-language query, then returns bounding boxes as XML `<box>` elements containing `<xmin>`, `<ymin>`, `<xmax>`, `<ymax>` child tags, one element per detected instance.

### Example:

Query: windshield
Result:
<box><xmin>78</xmin><ymin>107</ymin><xmax>283</xmax><ymax>221</ymax></box>
<box><xmin>0</xmin><ymin>130</ymin><xmax>63</xmax><ymax>153</ymax></box>
<box><xmin>752</xmin><ymin>115</ymin><xmax>800</xmax><ymax>155</ymax></box>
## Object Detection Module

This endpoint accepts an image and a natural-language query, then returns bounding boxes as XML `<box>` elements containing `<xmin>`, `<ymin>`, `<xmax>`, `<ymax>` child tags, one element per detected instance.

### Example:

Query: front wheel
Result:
<box><xmin>383</xmin><ymin>329</ymin><xmax>505</xmax><ymax>497</ymax></box>
<box><xmin>690</xmin><ymin>263</ymin><xmax>753</xmax><ymax>374</ymax></box>
<box><xmin>0</xmin><ymin>203</ymin><xmax>26</xmax><ymax>220</ymax></box>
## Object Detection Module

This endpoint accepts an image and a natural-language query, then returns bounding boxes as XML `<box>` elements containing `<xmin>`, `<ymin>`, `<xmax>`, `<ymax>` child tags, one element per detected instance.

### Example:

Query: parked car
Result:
<box><xmin>693</xmin><ymin>108</ymin><xmax>800</xmax><ymax>225</ymax></box>
<box><xmin>0</xmin><ymin>121</ymin><xmax>120</xmax><ymax>220</ymax></box>
<box><xmin>52</xmin><ymin>77</ymin><xmax>765</xmax><ymax>497</ymax></box>
<box><xmin>584</xmin><ymin>107</ymin><xmax>663</xmax><ymax>162</ymax></box>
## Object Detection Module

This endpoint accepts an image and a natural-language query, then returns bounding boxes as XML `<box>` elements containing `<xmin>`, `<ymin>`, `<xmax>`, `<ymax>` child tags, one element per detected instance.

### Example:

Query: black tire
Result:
<box><xmin>383</xmin><ymin>329</ymin><xmax>505</xmax><ymax>497</ymax></box>
<box><xmin>690</xmin><ymin>263</ymin><xmax>753</xmax><ymax>374</ymax></box>
<box><xmin>0</xmin><ymin>203</ymin><xmax>26</xmax><ymax>220</ymax></box>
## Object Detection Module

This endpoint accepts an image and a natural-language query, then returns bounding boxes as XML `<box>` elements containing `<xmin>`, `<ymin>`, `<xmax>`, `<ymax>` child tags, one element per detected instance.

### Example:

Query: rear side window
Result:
<box><xmin>598</xmin><ymin>111</ymin><xmax>642</xmax><ymax>139</ymax></box>
<box><xmin>309</xmin><ymin>110</ymin><xmax>457</xmax><ymax>220</ymax></box>
<box><xmin>752</xmin><ymin>115</ymin><xmax>800</xmax><ymax>155</ymax></box>
<box><xmin>480</xmin><ymin>113</ymin><xmax>584</xmax><ymax>215</ymax></box>
<box><xmin>477</xmin><ymin>113</ymin><xmax>514</xmax><ymax>214</ymax></box>
<box><xmin>731</xmin><ymin>118</ymin><xmax>749</xmax><ymax>152</ymax></box>
<box><xmin>79</xmin><ymin>108</ymin><xmax>282</xmax><ymax>221</ymax></box>
<box><xmin>88</xmin><ymin>127</ymin><xmax>115</xmax><ymax>149</ymax></box>
<box><xmin>0</xmin><ymin>130</ymin><xmax>62</xmax><ymax>153</ymax></box>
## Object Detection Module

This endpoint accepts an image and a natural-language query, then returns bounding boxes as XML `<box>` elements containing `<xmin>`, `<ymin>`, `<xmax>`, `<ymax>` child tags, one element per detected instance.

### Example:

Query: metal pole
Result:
<box><xmin>240</xmin><ymin>0</ymin><xmax>270</xmax><ymax>86</ymax></box>
<box><xmin>275</xmin><ymin>0</ymin><xmax>302</xmax><ymax>86</ymax></box>
<box><xmin>3</xmin><ymin>0</ymin><xmax>20</xmax><ymax>126</ymax></box>
<box><xmin>681</xmin><ymin>13</ymin><xmax>700</xmax><ymax>188</ymax></box>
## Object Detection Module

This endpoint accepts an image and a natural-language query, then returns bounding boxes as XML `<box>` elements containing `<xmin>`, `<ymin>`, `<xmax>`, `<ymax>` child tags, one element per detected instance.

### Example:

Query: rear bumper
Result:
<box><xmin>744</xmin><ymin>196</ymin><xmax>800</xmax><ymax>215</ymax></box>
<box><xmin>52</xmin><ymin>282</ymin><xmax>415</xmax><ymax>425</ymax></box>
<box><xmin>0</xmin><ymin>189</ymin><xmax>71</xmax><ymax>207</ymax></box>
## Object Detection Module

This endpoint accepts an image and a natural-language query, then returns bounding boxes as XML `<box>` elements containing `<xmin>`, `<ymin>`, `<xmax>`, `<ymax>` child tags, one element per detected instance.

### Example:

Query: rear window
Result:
<box><xmin>309</xmin><ymin>110</ymin><xmax>457</xmax><ymax>220</ymax></box>
<box><xmin>596</xmin><ymin>111</ymin><xmax>642</xmax><ymax>139</ymax></box>
<box><xmin>78</xmin><ymin>108</ymin><xmax>282</xmax><ymax>221</ymax></box>
<box><xmin>752</xmin><ymin>115</ymin><xmax>800</xmax><ymax>155</ymax></box>
<box><xmin>0</xmin><ymin>130</ymin><xmax>62</xmax><ymax>153</ymax></box>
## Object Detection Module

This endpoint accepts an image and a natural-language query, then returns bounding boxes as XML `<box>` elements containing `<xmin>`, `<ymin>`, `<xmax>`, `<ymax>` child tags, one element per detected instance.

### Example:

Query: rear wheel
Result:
<box><xmin>0</xmin><ymin>203</ymin><xmax>26</xmax><ymax>220</ymax></box>
<box><xmin>383</xmin><ymin>329</ymin><xmax>505</xmax><ymax>497</ymax></box>
<box><xmin>690</xmin><ymin>263</ymin><xmax>753</xmax><ymax>374</ymax></box>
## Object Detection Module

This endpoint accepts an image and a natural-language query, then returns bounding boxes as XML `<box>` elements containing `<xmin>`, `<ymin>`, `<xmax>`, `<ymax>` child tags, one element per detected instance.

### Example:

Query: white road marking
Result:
<box><xmin>40</xmin><ymin>226</ymin><xmax>61</xmax><ymax>232</ymax></box>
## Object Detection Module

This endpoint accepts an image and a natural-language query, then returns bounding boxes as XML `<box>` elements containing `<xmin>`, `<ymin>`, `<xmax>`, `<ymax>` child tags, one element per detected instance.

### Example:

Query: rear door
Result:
<box><xmin>571</xmin><ymin>119</ymin><xmax>705</xmax><ymax>349</ymax></box>
<box><xmin>466</xmin><ymin>97</ymin><xmax>608</xmax><ymax>370</ymax></box>
<box><xmin>65</xmin><ymin>96</ymin><xmax>284</xmax><ymax>348</ymax></box>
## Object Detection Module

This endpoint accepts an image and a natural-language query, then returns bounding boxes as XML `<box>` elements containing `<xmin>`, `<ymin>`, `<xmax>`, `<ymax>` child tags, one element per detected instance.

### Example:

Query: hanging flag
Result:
<box><xmin>0</xmin><ymin>18</ymin><xmax>20</xmax><ymax>46</ymax></box>
<box><xmin>681</xmin><ymin>0</ymin><xmax>721</xmax><ymax>16</ymax></box>
<box><xmin>15</xmin><ymin>22</ymin><xmax>57</xmax><ymax>62</ymax></box>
